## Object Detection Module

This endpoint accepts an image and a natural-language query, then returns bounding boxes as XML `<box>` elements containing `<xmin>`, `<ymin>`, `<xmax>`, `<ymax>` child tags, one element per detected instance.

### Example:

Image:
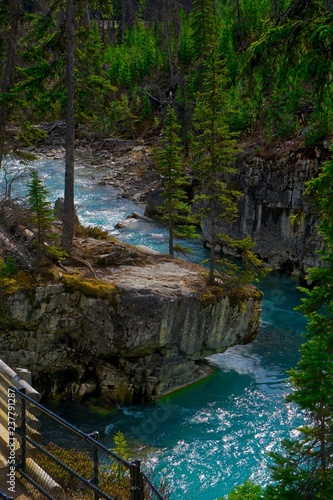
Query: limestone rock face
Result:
<box><xmin>0</xmin><ymin>254</ymin><xmax>262</xmax><ymax>405</ymax></box>
<box><xmin>202</xmin><ymin>149</ymin><xmax>325</xmax><ymax>275</ymax></box>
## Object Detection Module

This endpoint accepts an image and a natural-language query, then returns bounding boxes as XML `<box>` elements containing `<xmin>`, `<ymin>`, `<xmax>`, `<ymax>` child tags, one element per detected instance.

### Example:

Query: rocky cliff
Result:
<box><xmin>201</xmin><ymin>141</ymin><xmax>329</xmax><ymax>275</ymax></box>
<box><xmin>0</xmin><ymin>240</ymin><xmax>262</xmax><ymax>406</ymax></box>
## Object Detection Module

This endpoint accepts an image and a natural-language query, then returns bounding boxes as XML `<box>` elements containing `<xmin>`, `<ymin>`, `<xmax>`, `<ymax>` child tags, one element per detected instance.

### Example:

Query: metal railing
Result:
<box><xmin>0</xmin><ymin>489</ymin><xmax>13</xmax><ymax>500</ymax></box>
<box><xmin>10</xmin><ymin>387</ymin><xmax>165</xmax><ymax>500</ymax></box>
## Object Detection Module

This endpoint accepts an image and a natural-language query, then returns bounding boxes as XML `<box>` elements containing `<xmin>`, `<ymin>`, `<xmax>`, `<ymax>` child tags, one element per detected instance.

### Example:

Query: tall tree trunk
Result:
<box><xmin>61</xmin><ymin>0</ymin><xmax>75</xmax><ymax>251</ymax></box>
<box><xmin>0</xmin><ymin>0</ymin><xmax>20</xmax><ymax>168</ymax></box>
<box><xmin>208</xmin><ymin>208</ymin><xmax>216</xmax><ymax>285</ymax></box>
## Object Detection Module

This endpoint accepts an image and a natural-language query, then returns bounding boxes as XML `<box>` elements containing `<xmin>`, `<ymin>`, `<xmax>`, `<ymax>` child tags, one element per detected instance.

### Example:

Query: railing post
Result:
<box><xmin>89</xmin><ymin>431</ymin><xmax>99</xmax><ymax>500</ymax></box>
<box><xmin>130</xmin><ymin>459</ymin><xmax>144</xmax><ymax>500</ymax></box>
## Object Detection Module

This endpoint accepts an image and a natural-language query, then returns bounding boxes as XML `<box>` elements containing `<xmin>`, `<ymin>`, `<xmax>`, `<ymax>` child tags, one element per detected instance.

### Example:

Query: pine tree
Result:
<box><xmin>27</xmin><ymin>169</ymin><xmax>54</xmax><ymax>262</ymax></box>
<box><xmin>191</xmin><ymin>0</ymin><xmax>216</xmax><ymax>64</ymax></box>
<box><xmin>265</xmin><ymin>145</ymin><xmax>333</xmax><ymax>499</ymax></box>
<box><xmin>155</xmin><ymin>105</ymin><xmax>198</xmax><ymax>256</ymax></box>
<box><xmin>190</xmin><ymin>6</ymin><xmax>241</xmax><ymax>285</ymax></box>
<box><xmin>111</xmin><ymin>430</ymin><xmax>130</xmax><ymax>476</ymax></box>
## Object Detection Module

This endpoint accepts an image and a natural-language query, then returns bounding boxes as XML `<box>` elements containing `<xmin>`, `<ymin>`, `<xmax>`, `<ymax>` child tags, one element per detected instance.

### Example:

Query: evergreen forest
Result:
<box><xmin>1</xmin><ymin>0</ymin><xmax>333</xmax><ymax>498</ymax></box>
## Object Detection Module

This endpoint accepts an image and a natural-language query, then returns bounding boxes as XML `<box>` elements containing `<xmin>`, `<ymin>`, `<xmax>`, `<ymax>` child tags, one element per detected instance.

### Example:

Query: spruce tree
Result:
<box><xmin>190</xmin><ymin>5</ymin><xmax>241</xmax><ymax>285</ymax></box>
<box><xmin>155</xmin><ymin>104</ymin><xmax>198</xmax><ymax>256</ymax></box>
<box><xmin>265</xmin><ymin>145</ymin><xmax>333</xmax><ymax>499</ymax></box>
<box><xmin>191</xmin><ymin>0</ymin><xmax>216</xmax><ymax>64</ymax></box>
<box><xmin>27</xmin><ymin>169</ymin><xmax>54</xmax><ymax>262</ymax></box>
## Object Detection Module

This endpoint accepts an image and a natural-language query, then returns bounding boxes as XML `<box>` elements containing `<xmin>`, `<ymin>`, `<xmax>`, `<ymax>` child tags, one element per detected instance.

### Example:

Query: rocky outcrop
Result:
<box><xmin>0</xmin><ymin>243</ymin><xmax>262</xmax><ymax>406</ymax></box>
<box><xmin>201</xmin><ymin>143</ymin><xmax>329</xmax><ymax>275</ymax></box>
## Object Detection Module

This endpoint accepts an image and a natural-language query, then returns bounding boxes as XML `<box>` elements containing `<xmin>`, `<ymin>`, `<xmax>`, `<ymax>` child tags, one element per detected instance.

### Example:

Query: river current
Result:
<box><xmin>2</xmin><ymin>158</ymin><xmax>308</xmax><ymax>499</ymax></box>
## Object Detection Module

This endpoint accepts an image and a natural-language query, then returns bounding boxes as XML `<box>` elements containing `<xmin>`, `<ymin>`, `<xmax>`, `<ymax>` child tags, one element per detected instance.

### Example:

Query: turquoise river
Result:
<box><xmin>4</xmin><ymin>158</ymin><xmax>308</xmax><ymax>499</ymax></box>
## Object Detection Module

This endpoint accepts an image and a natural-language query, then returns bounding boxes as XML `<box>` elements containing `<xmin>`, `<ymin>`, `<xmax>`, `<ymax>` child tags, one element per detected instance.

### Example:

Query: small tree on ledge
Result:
<box><xmin>155</xmin><ymin>104</ymin><xmax>199</xmax><ymax>257</ymax></box>
<box><xmin>27</xmin><ymin>169</ymin><xmax>54</xmax><ymax>265</ymax></box>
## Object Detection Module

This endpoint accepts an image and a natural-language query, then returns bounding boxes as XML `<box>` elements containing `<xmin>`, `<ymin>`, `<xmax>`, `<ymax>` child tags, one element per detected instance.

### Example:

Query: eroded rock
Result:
<box><xmin>0</xmin><ymin>253</ymin><xmax>262</xmax><ymax>406</ymax></box>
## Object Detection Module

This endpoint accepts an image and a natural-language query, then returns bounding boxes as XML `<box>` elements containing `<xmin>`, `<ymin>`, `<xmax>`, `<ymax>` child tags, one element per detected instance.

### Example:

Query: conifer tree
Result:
<box><xmin>27</xmin><ymin>169</ymin><xmax>53</xmax><ymax>262</ymax></box>
<box><xmin>191</xmin><ymin>0</ymin><xmax>216</xmax><ymax>64</ymax></box>
<box><xmin>265</xmin><ymin>145</ymin><xmax>333</xmax><ymax>499</ymax></box>
<box><xmin>191</xmin><ymin>1</ymin><xmax>266</xmax><ymax>287</ymax></box>
<box><xmin>191</xmin><ymin>4</ymin><xmax>241</xmax><ymax>285</ymax></box>
<box><xmin>155</xmin><ymin>105</ymin><xmax>198</xmax><ymax>256</ymax></box>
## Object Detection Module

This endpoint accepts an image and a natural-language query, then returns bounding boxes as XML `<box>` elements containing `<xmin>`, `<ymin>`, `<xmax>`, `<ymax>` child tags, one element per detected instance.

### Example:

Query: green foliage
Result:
<box><xmin>191</xmin><ymin>0</ymin><xmax>217</xmax><ymax>63</ymax></box>
<box><xmin>37</xmin><ymin>442</ymin><xmax>94</xmax><ymax>489</ymax></box>
<box><xmin>0</xmin><ymin>270</ymin><xmax>33</xmax><ymax>294</ymax></box>
<box><xmin>16</xmin><ymin>11</ymin><xmax>66</xmax><ymax>121</ymax></box>
<box><xmin>191</xmin><ymin>22</ymin><xmax>242</xmax><ymax>284</ymax></box>
<box><xmin>27</xmin><ymin>169</ymin><xmax>54</xmax><ymax>259</ymax></box>
<box><xmin>104</xmin><ymin>94</ymin><xmax>139</xmax><ymax>138</ymax></box>
<box><xmin>155</xmin><ymin>105</ymin><xmax>199</xmax><ymax>256</ymax></box>
<box><xmin>111</xmin><ymin>431</ymin><xmax>130</xmax><ymax>462</ymax></box>
<box><xmin>105</xmin><ymin>21</ymin><xmax>164</xmax><ymax>87</ymax></box>
<box><xmin>110</xmin><ymin>431</ymin><xmax>131</xmax><ymax>479</ymax></box>
<box><xmin>178</xmin><ymin>10</ymin><xmax>195</xmax><ymax>69</ymax></box>
<box><xmin>62</xmin><ymin>274</ymin><xmax>118</xmax><ymax>302</ymax></box>
<box><xmin>303</xmin><ymin>93</ymin><xmax>332</xmax><ymax>146</ymax></box>
<box><xmin>18</xmin><ymin>122</ymin><xmax>48</xmax><ymax>147</ymax></box>
<box><xmin>37</xmin><ymin>441</ymin><xmax>131</xmax><ymax>499</ymax></box>
<box><xmin>75</xmin><ymin>20</ymin><xmax>117</xmax><ymax>132</ymax></box>
<box><xmin>0</xmin><ymin>257</ymin><xmax>18</xmax><ymax>277</ymax></box>
<box><xmin>75</xmin><ymin>224</ymin><xmax>113</xmax><ymax>240</ymax></box>
<box><xmin>265</xmin><ymin>71</ymin><xmax>308</xmax><ymax>139</ymax></box>
<box><xmin>45</xmin><ymin>245</ymin><xmax>69</xmax><ymax>262</ymax></box>
<box><xmin>214</xmin><ymin>235</ymin><xmax>270</xmax><ymax>290</ymax></box>
<box><xmin>245</xmin><ymin>1</ymin><xmax>333</xmax><ymax>141</ymax></box>
<box><xmin>14</xmin><ymin>8</ymin><xmax>116</xmax><ymax>130</ymax></box>
<box><xmin>226</xmin><ymin>479</ymin><xmax>265</xmax><ymax>499</ymax></box>
<box><xmin>6</xmin><ymin>0</ymin><xmax>332</xmax><ymax>142</ymax></box>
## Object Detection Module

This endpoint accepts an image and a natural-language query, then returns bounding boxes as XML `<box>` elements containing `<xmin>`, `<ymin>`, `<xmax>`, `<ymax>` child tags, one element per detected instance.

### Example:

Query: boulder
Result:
<box><xmin>54</xmin><ymin>197</ymin><xmax>80</xmax><ymax>225</ymax></box>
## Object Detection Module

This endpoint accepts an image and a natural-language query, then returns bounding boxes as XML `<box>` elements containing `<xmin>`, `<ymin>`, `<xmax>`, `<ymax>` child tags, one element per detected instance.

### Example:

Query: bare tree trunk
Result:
<box><xmin>61</xmin><ymin>0</ymin><xmax>75</xmax><ymax>251</ymax></box>
<box><xmin>0</xmin><ymin>0</ymin><xmax>20</xmax><ymax>168</ymax></box>
<box><xmin>208</xmin><ymin>206</ymin><xmax>216</xmax><ymax>285</ymax></box>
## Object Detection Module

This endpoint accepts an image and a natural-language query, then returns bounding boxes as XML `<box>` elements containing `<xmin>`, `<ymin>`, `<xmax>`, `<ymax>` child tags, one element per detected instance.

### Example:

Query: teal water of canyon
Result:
<box><xmin>3</xmin><ymin>158</ymin><xmax>308</xmax><ymax>499</ymax></box>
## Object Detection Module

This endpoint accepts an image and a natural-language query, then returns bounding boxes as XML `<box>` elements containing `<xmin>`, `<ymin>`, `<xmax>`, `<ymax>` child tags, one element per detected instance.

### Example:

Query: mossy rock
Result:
<box><xmin>200</xmin><ymin>283</ymin><xmax>262</xmax><ymax>309</ymax></box>
<box><xmin>0</xmin><ymin>271</ymin><xmax>33</xmax><ymax>295</ymax></box>
<box><xmin>75</xmin><ymin>224</ymin><xmax>114</xmax><ymax>240</ymax></box>
<box><xmin>62</xmin><ymin>274</ymin><xmax>118</xmax><ymax>302</ymax></box>
<box><xmin>200</xmin><ymin>286</ymin><xmax>225</xmax><ymax>307</ymax></box>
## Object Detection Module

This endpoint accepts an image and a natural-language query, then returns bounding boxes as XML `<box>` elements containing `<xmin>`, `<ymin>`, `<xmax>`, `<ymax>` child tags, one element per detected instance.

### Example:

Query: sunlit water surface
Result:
<box><xmin>2</xmin><ymin>158</ymin><xmax>308</xmax><ymax>499</ymax></box>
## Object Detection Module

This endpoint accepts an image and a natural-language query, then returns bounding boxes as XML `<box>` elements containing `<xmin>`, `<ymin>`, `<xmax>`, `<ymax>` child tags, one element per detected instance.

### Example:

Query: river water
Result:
<box><xmin>2</xmin><ymin>158</ymin><xmax>308</xmax><ymax>499</ymax></box>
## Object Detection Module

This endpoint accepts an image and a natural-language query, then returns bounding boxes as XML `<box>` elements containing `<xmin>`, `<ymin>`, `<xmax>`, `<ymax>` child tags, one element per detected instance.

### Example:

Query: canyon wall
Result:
<box><xmin>201</xmin><ymin>143</ymin><xmax>328</xmax><ymax>275</ymax></box>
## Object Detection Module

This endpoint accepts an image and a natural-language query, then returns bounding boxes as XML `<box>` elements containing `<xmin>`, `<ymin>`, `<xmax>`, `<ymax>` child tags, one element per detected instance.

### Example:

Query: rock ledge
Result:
<box><xmin>0</xmin><ymin>241</ymin><xmax>262</xmax><ymax>405</ymax></box>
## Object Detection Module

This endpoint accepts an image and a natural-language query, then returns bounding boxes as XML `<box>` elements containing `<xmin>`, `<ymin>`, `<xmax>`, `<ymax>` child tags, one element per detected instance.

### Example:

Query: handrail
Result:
<box><xmin>12</xmin><ymin>388</ymin><xmax>165</xmax><ymax>500</ymax></box>
<box><xmin>0</xmin><ymin>489</ymin><xmax>13</xmax><ymax>500</ymax></box>
<box><xmin>0</xmin><ymin>359</ymin><xmax>165</xmax><ymax>499</ymax></box>
<box><xmin>15</xmin><ymin>389</ymin><xmax>133</xmax><ymax>468</ymax></box>
<box><xmin>0</xmin><ymin>360</ymin><xmax>40</xmax><ymax>401</ymax></box>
